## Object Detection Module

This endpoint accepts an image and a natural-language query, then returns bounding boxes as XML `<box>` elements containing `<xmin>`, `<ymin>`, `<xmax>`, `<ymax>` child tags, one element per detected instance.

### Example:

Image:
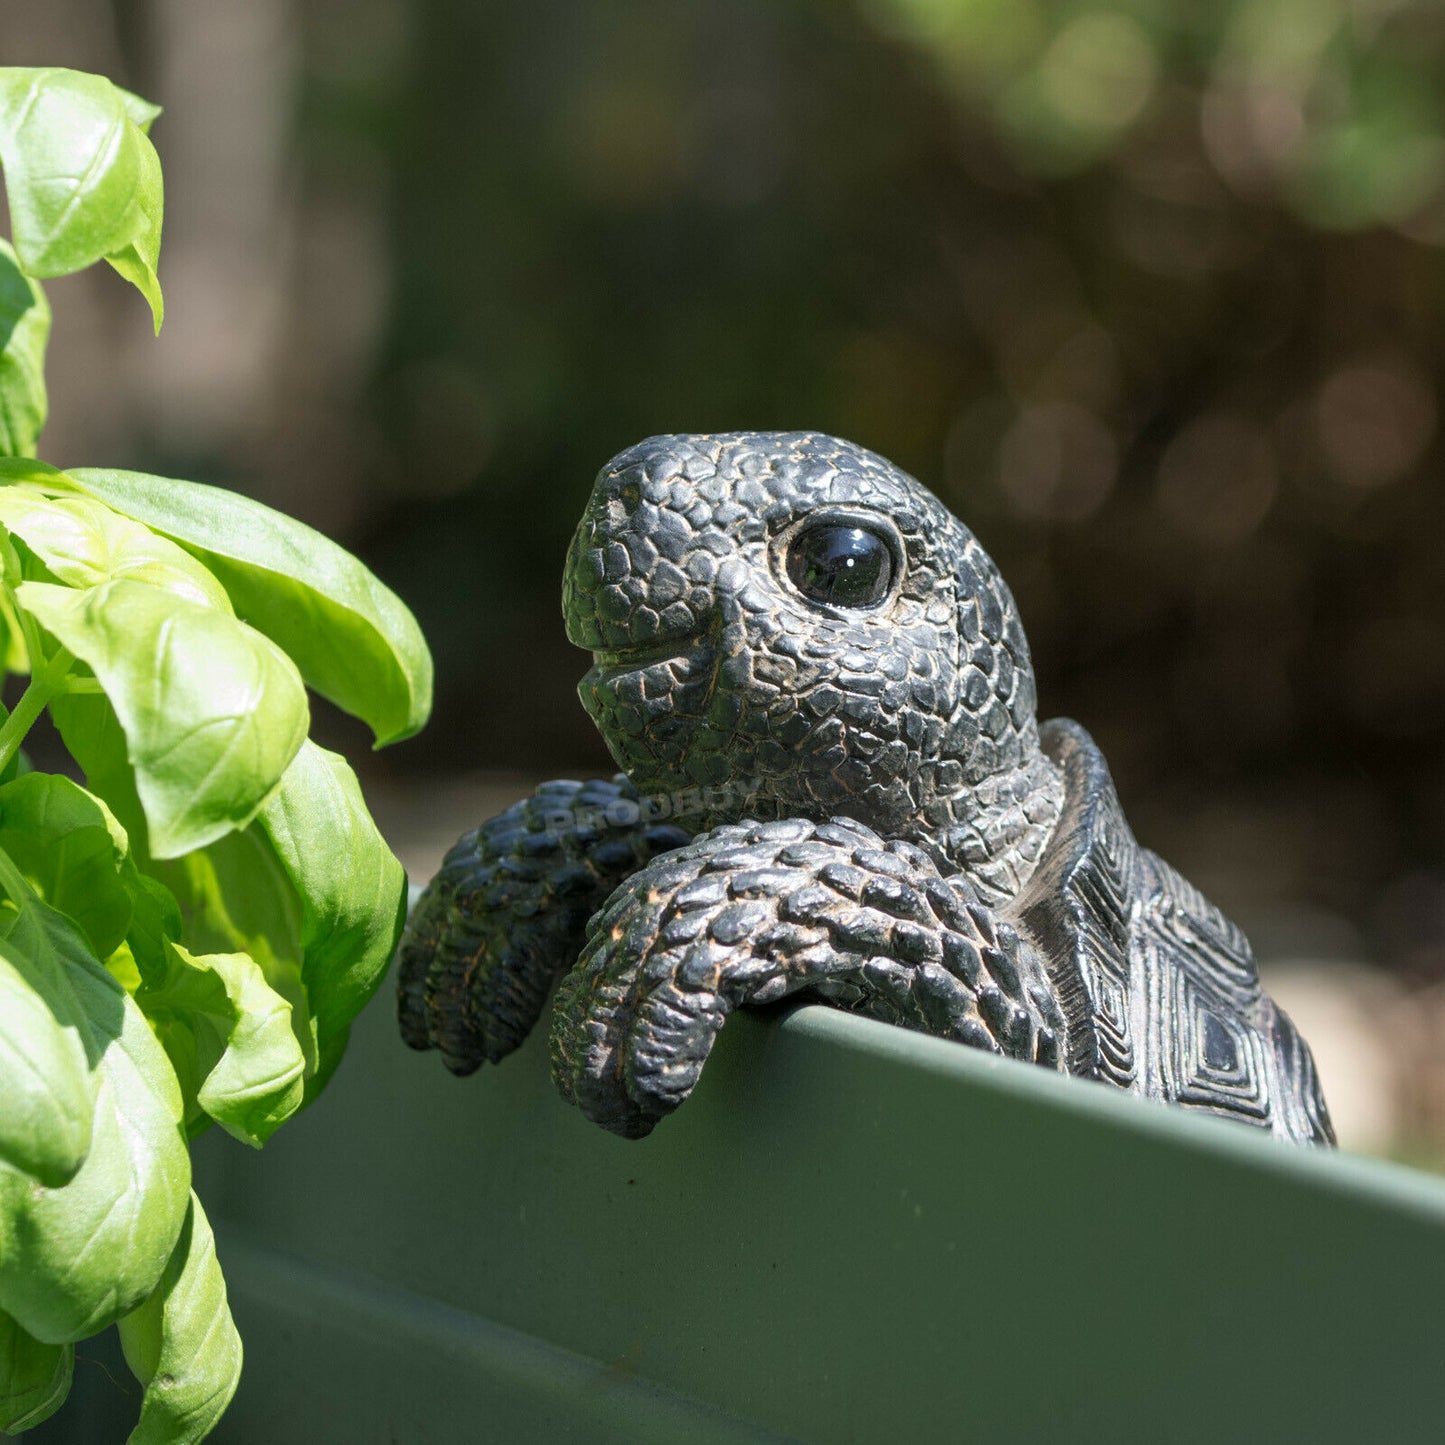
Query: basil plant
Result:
<box><xmin>0</xmin><ymin>68</ymin><xmax>431</xmax><ymax>1441</ymax></box>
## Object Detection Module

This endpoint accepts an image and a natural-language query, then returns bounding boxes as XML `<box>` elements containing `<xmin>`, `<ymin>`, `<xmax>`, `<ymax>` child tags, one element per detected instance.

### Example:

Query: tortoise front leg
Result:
<box><xmin>397</xmin><ymin>777</ymin><xmax>690</xmax><ymax>1074</ymax></box>
<box><xmin>550</xmin><ymin>815</ymin><xmax>1068</xmax><ymax>1138</ymax></box>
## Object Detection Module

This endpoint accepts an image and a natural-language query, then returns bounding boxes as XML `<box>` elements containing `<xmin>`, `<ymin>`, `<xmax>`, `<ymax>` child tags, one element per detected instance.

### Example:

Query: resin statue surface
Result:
<box><xmin>398</xmin><ymin>432</ymin><xmax>1334</xmax><ymax>1145</ymax></box>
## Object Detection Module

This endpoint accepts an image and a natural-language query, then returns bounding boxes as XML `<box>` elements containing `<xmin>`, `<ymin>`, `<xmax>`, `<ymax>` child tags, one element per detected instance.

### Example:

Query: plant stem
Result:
<box><xmin>0</xmin><ymin>646</ymin><xmax>73</xmax><ymax>774</ymax></box>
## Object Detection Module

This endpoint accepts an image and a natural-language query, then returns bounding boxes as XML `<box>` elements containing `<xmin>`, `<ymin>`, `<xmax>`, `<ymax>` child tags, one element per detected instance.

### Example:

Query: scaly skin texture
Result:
<box><xmin>552</xmin><ymin>816</ymin><xmax>1066</xmax><ymax>1138</ymax></box>
<box><xmin>396</xmin><ymin>778</ymin><xmax>689</xmax><ymax>1074</ymax></box>
<box><xmin>398</xmin><ymin>432</ymin><xmax>1334</xmax><ymax>1145</ymax></box>
<box><xmin>563</xmin><ymin>431</ymin><xmax>1065</xmax><ymax>902</ymax></box>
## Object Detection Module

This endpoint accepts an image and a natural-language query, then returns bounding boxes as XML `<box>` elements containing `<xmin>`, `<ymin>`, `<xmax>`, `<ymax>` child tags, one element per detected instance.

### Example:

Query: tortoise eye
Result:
<box><xmin>786</xmin><ymin>523</ymin><xmax>894</xmax><ymax>608</ymax></box>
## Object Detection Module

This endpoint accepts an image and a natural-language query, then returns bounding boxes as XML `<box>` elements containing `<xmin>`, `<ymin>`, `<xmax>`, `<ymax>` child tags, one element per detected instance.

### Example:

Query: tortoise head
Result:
<box><xmin>563</xmin><ymin>431</ymin><xmax>1040</xmax><ymax>833</ymax></box>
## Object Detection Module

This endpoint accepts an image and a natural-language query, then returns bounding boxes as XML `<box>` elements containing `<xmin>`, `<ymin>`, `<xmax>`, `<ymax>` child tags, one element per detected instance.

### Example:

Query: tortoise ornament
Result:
<box><xmin>398</xmin><ymin>432</ymin><xmax>1334</xmax><ymax>1145</ymax></box>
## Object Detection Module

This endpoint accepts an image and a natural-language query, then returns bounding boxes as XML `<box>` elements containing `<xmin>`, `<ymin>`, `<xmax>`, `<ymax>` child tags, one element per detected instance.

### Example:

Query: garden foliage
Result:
<box><xmin>0</xmin><ymin>67</ymin><xmax>430</xmax><ymax>1441</ymax></box>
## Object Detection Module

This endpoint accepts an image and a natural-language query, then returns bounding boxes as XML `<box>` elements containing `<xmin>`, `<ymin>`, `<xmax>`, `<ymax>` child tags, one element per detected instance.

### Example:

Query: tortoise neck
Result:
<box><xmin>910</xmin><ymin>749</ymin><xmax>1066</xmax><ymax>906</ymax></box>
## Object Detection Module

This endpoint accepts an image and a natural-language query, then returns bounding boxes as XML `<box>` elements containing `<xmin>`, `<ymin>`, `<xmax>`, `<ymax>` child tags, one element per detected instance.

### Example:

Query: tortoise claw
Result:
<box><xmin>396</xmin><ymin>777</ymin><xmax>690</xmax><ymax>1073</ymax></box>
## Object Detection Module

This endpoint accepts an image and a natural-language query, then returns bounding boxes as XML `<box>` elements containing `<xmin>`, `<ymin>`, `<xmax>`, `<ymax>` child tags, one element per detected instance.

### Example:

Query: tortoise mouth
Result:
<box><xmin>579</xmin><ymin>639</ymin><xmax>718</xmax><ymax>785</ymax></box>
<box><xmin>589</xmin><ymin>632</ymin><xmax>705</xmax><ymax>673</ymax></box>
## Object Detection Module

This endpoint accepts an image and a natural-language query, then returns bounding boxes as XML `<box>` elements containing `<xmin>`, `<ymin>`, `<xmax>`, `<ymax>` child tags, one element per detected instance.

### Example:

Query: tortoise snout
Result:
<box><xmin>562</xmin><ymin>487</ymin><xmax>748</xmax><ymax>657</ymax></box>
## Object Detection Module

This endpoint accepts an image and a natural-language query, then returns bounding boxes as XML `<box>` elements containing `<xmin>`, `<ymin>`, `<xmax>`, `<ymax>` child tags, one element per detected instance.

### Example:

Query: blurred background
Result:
<box><xmin>4</xmin><ymin>0</ymin><xmax>1445</xmax><ymax>1163</ymax></box>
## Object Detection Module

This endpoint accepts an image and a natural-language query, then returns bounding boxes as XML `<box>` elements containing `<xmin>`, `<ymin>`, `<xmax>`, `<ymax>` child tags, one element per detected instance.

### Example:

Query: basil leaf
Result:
<box><xmin>142</xmin><ymin>743</ymin><xmax>407</xmax><ymax>1123</ymax></box>
<box><xmin>0</xmin><ymin>934</ymin><xmax>94</xmax><ymax>1187</ymax></box>
<box><xmin>64</xmin><ymin>467</ymin><xmax>432</xmax><ymax>745</ymax></box>
<box><xmin>0</xmin><ymin>896</ymin><xmax>188</xmax><ymax>1344</ymax></box>
<box><xmin>0</xmin><ymin>772</ymin><xmax>136</xmax><ymax>959</ymax></box>
<box><xmin>0</xmin><ymin>1309</ymin><xmax>72</xmax><ymax>1433</ymax></box>
<box><xmin>46</xmin><ymin>691</ymin><xmax>286</xmax><ymax>1027</ymax></box>
<box><xmin>117</xmin><ymin>1192</ymin><xmax>240</xmax><ymax>1445</ymax></box>
<box><xmin>0</xmin><ymin>489</ymin><xmax>230</xmax><ymax>609</ymax></box>
<box><xmin>154</xmin><ymin>826</ymin><xmax>317</xmax><ymax>1078</ymax></box>
<box><xmin>52</xmin><ymin>698</ymin><xmax>401</xmax><ymax>1126</ymax></box>
<box><xmin>0</xmin><ymin>586</ymin><xmax>28</xmax><ymax>674</ymax></box>
<box><xmin>104</xmin><ymin>110</ymin><xmax>164</xmax><ymax>334</ymax></box>
<box><xmin>48</xmin><ymin>689</ymin><xmax>142</xmax><ymax>836</ymax></box>
<box><xmin>116</xmin><ymin>88</ymin><xmax>161</xmax><ymax>134</ymax></box>
<box><xmin>0</xmin><ymin>845</ymin><xmax>106</xmax><ymax>1188</ymax></box>
<box><xmin>303</xmin><ymin>1021</ymin><xmax>350</xmax><ymax>1107</ymax></box>
<box><xmin>0</xmin><ymin>454</ymin><xmax>67</xmax><ymax>488</ymax></box>
<box><xmin>140</xmin><ymin>941</ymin><xmax>306</xmax><ymax>1148</ymax></box>
<box><xmin>54</xmin><ymin>693</ymin><xmax>320</xmax><ymax>1112</ymax></box>
<box><xmin>0</xmin><ymin>68</ymin><xmax>164</xmax><ymax>327</ymax></box>
<box><xmin>188</xmin><ymin>948</ymin><xmax>305</xmax><ymax>1145</ymax></box>
<box><xmin>0</xmin><ymin>239</ymin><xmax>50</xmax><ymax>457</ymax></box>
<box><xmin>257</xmin><ymin>740</ymin><xmax>407</xmax><ymax>1049</ymax></box>
<box><xmin>125</xmin><ymin>873</ymin><xmax>185</xmax><ymax>986</ymax></box>
<box><xmin>18</xmin><ymin>578</ymin><xmax>309</xmax><ymax>859</ymax></box>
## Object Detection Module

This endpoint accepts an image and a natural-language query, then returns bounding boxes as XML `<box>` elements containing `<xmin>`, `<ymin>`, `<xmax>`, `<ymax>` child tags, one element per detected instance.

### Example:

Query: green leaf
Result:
<box><xmin>0</xmin><ymin>585</ymin><xmax>28</xmax><ymax>673</ymax></box>
<box><xmin>0</xmin><ymin>893</ymin><xmax>188</xmax><ymax>1344</ymax></box>
<box><xmin>117</xmin><ymin>1192</ymin><xmax>240</xmax><ymax>1445</ymax></box>
<box><xmin>154</xmin><ymin>825</ymin><xmax>317</xmax><ymax>1080</ymax></box>
<box><xmin>0</xmin><ymin>239</ymin><xmax>50</xmax><ymax>457</ymax></box>
<box><xmin>140</xmin><ymin>941</ymin><xmax>306</xmax><ymax>1147</ymax></box>
<box><xmin>302</xmin><ymin>1021</ymin><xmax>351</xmax><ymax>1108</ymax></box>
<box><xmin>257</xmin><ymin>740</ymin><xmax>407</xmax><ymax>1049</ymax></box>
<box><xmin>48</xmin><ymin>688</ymin><xmax>140</xmax><ymax>828</ymax></box>
<box><xmin>141</xmin><ymin>743</ymin><xmax>407</xmax><ymax>1127</ymax></box>
<box><xmin>55</xmin><ymin>690</ymin><xmax>327</xmax><ymax>1095</ymax></box>
<box><xmin>47</xmin><ymin>693</ymin><xmax>152</xmax><ymax>959</ymax></box>
<box><xmin>18</xmin><ymin>577</ymin><xmax>309</xmax><ymax>859</ymax></box>
<box><xmin>0</xmin><ymin>933</ymin><xmax>95</xmax><ymax>1187</ymax></box>
<box><xmin>0</xmin><ymin>746</ymin><xmax>29</xmax><ymax>786</ymax></box>
<box><xmin>0</xmin><ymin>1309</ymin><xmax>72</xmax><ymax>1434</ymax></box>
<box><xmin>116</xmin><ymin>88</ymin><xmax>162</xmax><ymax>135</ymax></box>
<box><xmin>105</xmin><ymin>112</ymin><xmax>164</xmax><ymax>334</ymax></box>
<box><xmin>0</xmin><ymin>68</ymin><xmax>165</xmax><ymax>326</ymax></box>
<box><xmin>0</xmin><ymin>771</ymin><xmax>137</xmax><ymax>959</ymax></box>
<box><xmin>0</xmin><ymin>844</ymin><xmax>107</xmax><ymax>1187</ymax></box>
<box><xmin>125</xmin><ymin>873</ymin><xmax>185</xmax><ymax>985</ymax></box>
<box><xmin>52</xmin><ymin>710</ymin><xmax>402</xmax><ymax>1127</ymax></box>
<box><xmin>0</xmin><ymin>488</ymin><xmax>231</xmax><ymax>609</ymax></box>
<box><xmin>64</xmin><ymin>467</ymin><xmax>433</xmax><ymax>745</ymax></box>
<box><xmin>0</xmin><ymin>454</ymin><xmax>67</xmax><ymax>490</ymax></box>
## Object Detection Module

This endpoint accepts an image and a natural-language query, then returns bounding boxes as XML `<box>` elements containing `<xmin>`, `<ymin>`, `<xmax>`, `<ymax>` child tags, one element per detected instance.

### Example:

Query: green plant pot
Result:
<box><xmin>31</xmin><ymin>995</ymin><xmax>1445</xmax><ymax>1443</ymax></box>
